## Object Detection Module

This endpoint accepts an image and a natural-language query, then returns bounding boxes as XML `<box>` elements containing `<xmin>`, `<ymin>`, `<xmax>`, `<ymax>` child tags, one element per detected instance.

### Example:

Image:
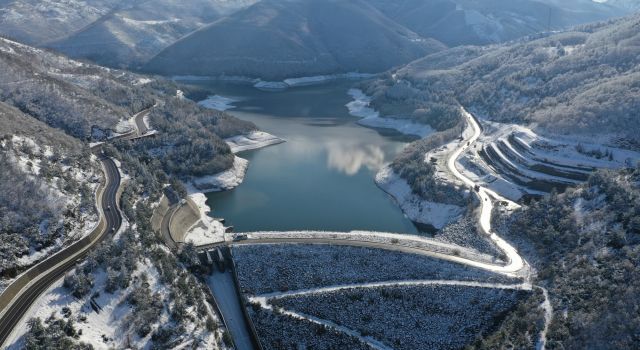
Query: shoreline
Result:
<box><xmin>375</xmin><ymin>166</ymin><xmax>464</xmax><ymax>230</ymax></box>
<box><xmin>226</xmin><ymin>131</ymin><xmax>285</xmax><ymax>153</ymax></box>
<box><xmin>346</xmin><ymin>88</ymin><xmax>434</xmax><ymax>138</ymax></box>
<box><xmin>173</xmin><ymin>72</ymin><xmax>376</xmax><ymax>91</ymax></box>
<box><xmin>184</xmin><ymin>131</ymin><xmax>285</xmax><ymax>246</ymax></box>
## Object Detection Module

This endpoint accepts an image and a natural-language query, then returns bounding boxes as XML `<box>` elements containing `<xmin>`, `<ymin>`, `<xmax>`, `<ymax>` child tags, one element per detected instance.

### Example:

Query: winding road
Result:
<box><xmin>451</xmin><ymin>109</ymin><xmax>527</xmax><ymax>275</ymax></box>
<box><xmin>0</xmin><ymin>102</ymin><xmax>551</xmax><ymax>349</ymax></box>
<box><xmin>0</xmin><ymin>150</ymin><xmax>122</xmax><ymax>346</ymax></box>
<box><xmin>235</xmin><ymin>107</ymin><xmax>551</xmax><ymax>349</ymax></box>
<box><xmin>132</xmin><ymin>106</ymin><xmax>153</xmax><ymax>136</ymax></box>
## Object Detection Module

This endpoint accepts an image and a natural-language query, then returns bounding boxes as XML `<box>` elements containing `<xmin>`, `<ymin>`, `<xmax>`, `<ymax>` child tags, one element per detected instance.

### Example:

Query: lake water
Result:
<box><xmin>187</xmin><ymin>81</ymin><xmax>420</xmax><ymax>234</ymax></box>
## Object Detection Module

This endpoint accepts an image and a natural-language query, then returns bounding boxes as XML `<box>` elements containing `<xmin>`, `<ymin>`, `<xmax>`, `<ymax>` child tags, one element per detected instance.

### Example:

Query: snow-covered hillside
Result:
<box><xmin>0</xmin><ymin>104</ymin><xmax>101</xmax><ymax>291</ymax></box>
<box><xmin>0</xmin><ymin>0</ymin><xmax>257</xmax><ymax>67</ymax></box>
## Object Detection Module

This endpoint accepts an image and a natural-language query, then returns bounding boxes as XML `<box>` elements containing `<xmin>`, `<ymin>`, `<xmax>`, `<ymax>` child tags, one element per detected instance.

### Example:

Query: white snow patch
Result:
<box><xmin>225</xmin><ymin>131</ymin><xmax>285</xmax><ymax>153</ymax></box>
<box><xmin>283</xmin><ymin>72</ymin><xmax>375</xmax><ymax>87</ymax></box>
<box><xmin>376</xmin><ymin>166</ymin><xmax>464</xmax><ymax>229</ymax></box>
<box><xmin>184</xmin><ymin>192</ymin><xmax>227</xmax><ymax>246</ymax></box>
<box><xmin>198</xmin><ymin>95</ymin><xmax>240</xmax><ymax>111</ymax></box>
<box><xmin>253</xmin><ymin>80</ymin><xmax>289</xmax><ymax>91</ymax></box>
<box><xmin>346</xmin><ymin>89</ymin><xmax>434</xmax><ymax>138</ymax></box>
<box><xmin>133</xmin><ymin>77</ymin><xmax>153</xmax><ymax>85</ymax></box>
<box><xmin>191</xmin><ymin>156</ymin><xmax>248</xmax><ymax>192</ymax></box>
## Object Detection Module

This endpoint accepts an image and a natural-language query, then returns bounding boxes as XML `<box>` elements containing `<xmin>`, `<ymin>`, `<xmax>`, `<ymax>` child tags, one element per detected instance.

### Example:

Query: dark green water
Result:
<box><xmin>188</xmin><ymin>81</ymin><xmax>419</xmax><ymax>234</ymax></box>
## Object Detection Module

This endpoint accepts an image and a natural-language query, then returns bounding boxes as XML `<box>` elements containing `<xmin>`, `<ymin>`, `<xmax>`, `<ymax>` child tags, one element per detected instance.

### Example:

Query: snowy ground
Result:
<box><xmin>233</xmin><ymin>244</ymin><xmax>516</xmax><ymax>295</ymax></box>
<box><xmin>1</xmin><ymin>136</ymin><xmax>101</xmax><ymax>273</ymax></box>
<box><xmin>6</xmin><ymin>259</ymin><xmax>217</xmax><ymax>350</ymax></box>
<box><xmin>197</xmin><ymin>95</ymin><xmax>240</xmax><ymax>111</ymax></box>
<box><xmin>346</xmin><ymin>89</ymin><xmax>434</xmax><ymax>138</ymax></box>
<box><xmin>225</xmin><ymin>131</ymin><xmax>285</xmax><ymax>153</ymax></box>
<box><xmin>454</xmin><ymin>118</ymin><xmax>640</xmax><ymax>200</ymax></box>
<box><xmin>9</xmin><ymin>220</ymin><xmax>160</xmax><ymax>349</ymax></box>
<box><xmin>109</xmin><ymin>119</ymin><xmax>135</xmax><ymax>138</ymax></box>
<box><xmin>183</xmin><ymin>192</ymin><xmax>227</xmax><ymax>246</ymax></box>
<box><xmin>5</xmin><ymin>221</ymin><xmax>219</xmax><ymax>350</ymax></box>
<box><xmin>191</xmin><ymin>156</ymin><xmax>248</xmax><ymax>193</ymax></box>
<box><xmin>375</xmin><ymin>166</ymin><xmax>464</xmax><ymax>229</ymax></box>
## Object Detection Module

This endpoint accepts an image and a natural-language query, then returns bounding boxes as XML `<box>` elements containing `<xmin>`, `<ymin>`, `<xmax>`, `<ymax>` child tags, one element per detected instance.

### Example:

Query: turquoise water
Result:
<box><xmin>189</xmin><ymin>81</ymin><xmax>420</xmax><ymax>234</ymax></box>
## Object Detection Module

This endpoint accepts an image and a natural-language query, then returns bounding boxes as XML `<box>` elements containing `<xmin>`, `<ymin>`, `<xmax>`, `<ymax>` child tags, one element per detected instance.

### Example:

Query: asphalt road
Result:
<box><xmin>0</xmin><ymin>151</ymin><xmax>122</xmax><ymax>346</ymax></box>
<box><xmin>134</xmin><ymin>108</ymin><xmax>151</xmax><ymax>136</ymax></box>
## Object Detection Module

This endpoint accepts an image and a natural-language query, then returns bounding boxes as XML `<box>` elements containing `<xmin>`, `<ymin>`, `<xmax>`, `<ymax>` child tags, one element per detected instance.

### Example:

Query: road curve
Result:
<box><xmin>450</xmin><ymin>108</ymin><xmax>527</xmax><ymax>275</ymax></box>
<box><xmin>197</xmin><ymin>108</ymin><xmax>528</xmax><ymax>277</ymax></box>
<box><xmin>226</xmin><ymin>236</ymin><xmax>521</xmax><ymax>276</ymax></box>
<box><xmin>454</xmin><ymin>108</ymin><xmax>552</xmax><ymax>349</ymax></box>
<box><xmin>133</xmin><ymin>107</ymin><xmax>152</xmax><ymax>136</ymax></box>
<box><xmin>0</xmin><ymin>150</ymin><xmax>122</xmax><ymax>347</ymax></box>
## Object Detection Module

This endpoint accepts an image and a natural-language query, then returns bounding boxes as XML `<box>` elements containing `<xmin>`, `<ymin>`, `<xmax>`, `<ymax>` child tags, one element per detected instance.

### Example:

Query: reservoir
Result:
<box><xmin>187</xmin><ymin>81</ymin><xmax>420</xmax><ymax>234</ymax></box>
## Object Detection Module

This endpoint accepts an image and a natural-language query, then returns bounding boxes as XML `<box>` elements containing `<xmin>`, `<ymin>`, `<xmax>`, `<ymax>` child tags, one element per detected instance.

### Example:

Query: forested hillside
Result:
<box><xmin>363</xmin><ymin>13</ymin><xmax>640</xmax><ymax>144</ymax></box>
<box><xmin>485</xmin><ymin>166</ymin><xmax>640</xmax><ymax>349</ymax></box>
<box><xmin>0</xmin><ymin>102</ymin><xmax>99</xmax><ymax>281</ymax></box>
<box><xmin>47</xmin><ymin>0</ymin><xmax>257</xmax><ymax>68</ymax></box>
<box><xmin>120</xmin><ymin>98</ymin><xmax>256</xmax><ymax>178</ymax></box>
<box><xmin>0</xmin><ymin>36</ymin><xmax>150</xmax><ymax>139</ymax></box>
<box><xmin>0</xmin><ymin>0</ymin><xmax>629</xmax><ymax>77</ymax></box>
<box><xmin>0</xmin><ymin>36</ymin><xmax>255</xmax><ymax>180</ymax></box>
<box><xmin>0</xmin><ymin>37</ymin><xmax>256</xmax><ymax>348</ymax></box>
<box><xmin>367</xmin><ymin>0</ymin><xmax>623</xmax><ymax>46</ymax></box>
<box><xmin>144</xmin><ymin>0</ymin><xmax>445</xmax><ymax>80</ymax></box>
<box><xmin>0</xmin><ymin>0</ymin><xmax>256</xmax><ymax>68</ymax></box>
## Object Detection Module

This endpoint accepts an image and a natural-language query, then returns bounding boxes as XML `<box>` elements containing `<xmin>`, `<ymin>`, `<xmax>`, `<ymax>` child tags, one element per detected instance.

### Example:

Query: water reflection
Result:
<box><xmin>195</xmin><ymin>81</ymin><xmax>419</xmax><ymax>234</ymax></box>
<box><xmin>326</xmin><ymin>143</ymin><xmax>386</xmax><ymax>175</ymax></box>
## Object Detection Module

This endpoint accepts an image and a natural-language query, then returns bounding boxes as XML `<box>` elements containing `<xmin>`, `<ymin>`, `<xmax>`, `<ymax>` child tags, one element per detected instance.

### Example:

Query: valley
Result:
<box><xmin>0</xmin><ymin>2</ymin><xmax>638</xmax><ymax>350</ymax></box>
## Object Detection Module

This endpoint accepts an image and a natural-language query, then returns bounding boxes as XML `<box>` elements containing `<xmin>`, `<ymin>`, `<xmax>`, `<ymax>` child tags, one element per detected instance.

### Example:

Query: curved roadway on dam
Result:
<box><xmin>203</xmin><ymin>107</ymin><xmax>551</xmax><ymax>349</ymax></box>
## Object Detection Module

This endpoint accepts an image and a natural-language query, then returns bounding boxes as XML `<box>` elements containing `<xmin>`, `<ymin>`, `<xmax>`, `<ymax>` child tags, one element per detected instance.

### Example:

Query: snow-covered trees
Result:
<box><xmin>271</xmin><ymin>285</ymin><xmax>527</xmax><ymax>350</ymax></box>
<box><xmin>63</xmin><ymin>271</ymin><xmax>94</xmax><ymax>299</ymax></box>
<box><xmin>490</xmin><ymin>166</ymin><xmax>640</xmax><ymax>348</ymax></box>
<box><xmin>390</xmin><ymin>123</ymin><xmax>468</xmax><ymax>207</ymax></box>
<box><xmin>128</xmin><ymin>97</ymin><xmax>255</xmax><ymax>177</ymax></box>
<box><xmin>24</xmin><ymin>315</ymin><xmax>93</xmax><ymax>350</ymax></box>
<box><xmin>0</xmin><ymin>137</ymin><xmax>97</xmax><ymax>278</ymax></box>
<box><xmin>248</xmin><ymin>306</ymin><xmax>370</xmax><ymax>350</ymax></box>
<box><xmin>364</xmin><ymin>14</ymin><xmax>640</xmax><ymax>142</ymax></box>
<box><xmin>234</xmin><ymin>244</ymin><xmax>515</xmax><ymax>295</ymax></box>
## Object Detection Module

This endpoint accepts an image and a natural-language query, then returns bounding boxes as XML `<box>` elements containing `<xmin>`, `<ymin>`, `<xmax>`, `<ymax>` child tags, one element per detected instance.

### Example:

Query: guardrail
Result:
<box><xmin>0</xmin><ymin>157</ymin><xmax>109</xmax><ymax>319</ymax></box>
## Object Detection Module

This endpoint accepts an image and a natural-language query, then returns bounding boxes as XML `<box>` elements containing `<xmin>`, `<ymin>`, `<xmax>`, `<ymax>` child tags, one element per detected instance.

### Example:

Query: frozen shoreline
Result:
<box><xmin>197</xmin><ymin>95</ymin><xmax>240</xmax><ymax>111</ymax></box>
<box><xmin>256</xmin><ymin>72</ymin><xmax>375</xmax><ymax>90</ymax></box>
<box><xmin>172</xmin><ymin>72</ymin><xmax>375</xmax><ymax>91</ymax></box>
<box><xmin>375</xmin><ymin>166</ymin><xmax>464</xmax><ymax>230</ymax></box>
<box><xmin>191</xmin><ymin>156</ymin><xmax>249</xmax><ymax>193</ymax></box>
<box><xmin>225</xmin><ymin>131</ymin><xmax>285</xmax><ymax>153</ymax></box>
<box><xmin>183</xmin><ymin>192</ymin><xmax>227</xmax><ymax>246</ymax></box>
<box><xmin>346</xmin><ymin>89</ymin><xmax>434</xmax><ymax>138</ymax></box>
<box><xmin>185</xmin><ymin>130</ymin><xmax>285</xmax><ymax>246</ymax></box>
